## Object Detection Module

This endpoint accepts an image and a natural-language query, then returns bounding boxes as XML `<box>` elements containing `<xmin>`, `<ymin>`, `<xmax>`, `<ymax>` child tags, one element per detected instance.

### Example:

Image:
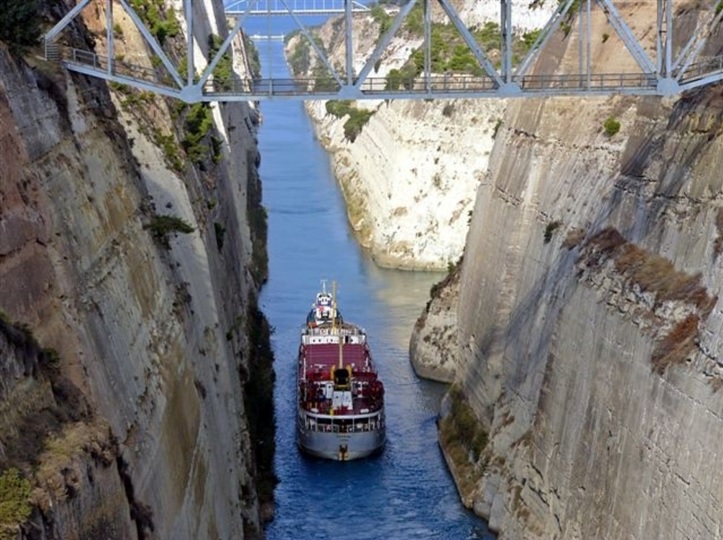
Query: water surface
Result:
<box><xmin>257</xmin><ymin>40</ymin><xmax>493</xmax><ymax>540</ymax></box>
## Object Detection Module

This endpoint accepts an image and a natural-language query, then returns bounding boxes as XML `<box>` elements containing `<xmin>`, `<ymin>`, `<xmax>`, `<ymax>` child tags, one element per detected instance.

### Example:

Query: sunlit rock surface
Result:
<box><xmin>0</xmin><ymin>0</ymin><xmax>270</xmax><ymax>537</ymax></box>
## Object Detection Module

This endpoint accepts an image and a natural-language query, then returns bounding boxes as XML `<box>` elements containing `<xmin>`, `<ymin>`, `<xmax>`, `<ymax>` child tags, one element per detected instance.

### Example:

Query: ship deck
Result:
<box><xmin>299</xmin><ymin>342</ymin><xmax>383</xmax><ymax>416</ymax></box>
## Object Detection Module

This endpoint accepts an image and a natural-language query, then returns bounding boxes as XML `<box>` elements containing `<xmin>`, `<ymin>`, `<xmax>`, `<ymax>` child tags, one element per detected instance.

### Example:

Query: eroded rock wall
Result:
<box><xmin>0</xmin><ymin>1</ymin><xmax>269</xmax><ymax>537</ymax></box>
<box><xmin>287</xmin><ymin>2</ymin><xmax>554</xmax><ymax>270</ymax></box>
<box><xmin>449</xmin><ymin>36</ymin><xmax>723</xmax><ymax>540</ymax></box>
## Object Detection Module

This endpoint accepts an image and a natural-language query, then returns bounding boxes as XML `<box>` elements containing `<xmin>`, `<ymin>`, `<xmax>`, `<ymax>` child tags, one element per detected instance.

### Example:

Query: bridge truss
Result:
<box><xmin>44</xmin><ymin>0</ymin><xmax>723</xmax><ymax>102</ymax></box>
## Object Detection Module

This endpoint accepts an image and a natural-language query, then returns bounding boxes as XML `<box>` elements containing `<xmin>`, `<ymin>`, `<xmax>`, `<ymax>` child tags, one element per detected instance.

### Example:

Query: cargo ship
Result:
<box><xmin>296</xmin><ymin>282</ymin><xmax>386</xmax><ymax>461</ymax></box>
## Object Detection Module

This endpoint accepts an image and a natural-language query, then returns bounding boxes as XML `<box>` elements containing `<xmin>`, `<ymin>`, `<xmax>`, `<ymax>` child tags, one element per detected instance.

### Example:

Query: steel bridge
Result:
<box><xmin>44</xmin><ymin>0</ymin><xmax>723</xmax><ymax>102</ymax></box>
<box><xmin>225</xmin><ymin>0</ymin><xmax>371</xmax><ymax>15</ymax></box>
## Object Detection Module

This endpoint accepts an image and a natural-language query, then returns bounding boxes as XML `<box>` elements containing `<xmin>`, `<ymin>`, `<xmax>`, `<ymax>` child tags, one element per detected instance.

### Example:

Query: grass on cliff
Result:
<box><xmin>439</xmin><ymin>385</ymin><xmax>488</xmax><ymax>463</ymax></box>
<box><xmin>0</xmin><ymin>468</ymin><xmax>32</xmax><ymax>539</ymax></box>
<box><xmin>438</xmin><ymin>385</ymin><xmax>488</xmax><ymax>499</ymax></box>
<box><xmin>581</xmin><ymin>227</ymin><xmax>717</xmax><ymax>372</ymax></box>
<box><xmin>208</xmin><ymin>34</ymin><xmax>234</xmax><ymax>91</ymax></box>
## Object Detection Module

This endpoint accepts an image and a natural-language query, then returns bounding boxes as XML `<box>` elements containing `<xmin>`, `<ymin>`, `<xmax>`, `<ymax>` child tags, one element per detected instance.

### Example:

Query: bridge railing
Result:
<box><xmin>57</xmin><ymin>46</ymin><xmax>723</xmax><ymax>99</ymax></box>
<box><xmin>517</xmin><ymin>72</ymin><xmax>658</xmax><ymax>91</ymax></box>
<box><xmin>679</xmin><ymin>56</ymin><xmax>723</xmax><ymax>82</ymax></box>
<box><xmin>65</xmin><ymin>48</ymin><xmax>171</xmax><ymax>85</ymax></box>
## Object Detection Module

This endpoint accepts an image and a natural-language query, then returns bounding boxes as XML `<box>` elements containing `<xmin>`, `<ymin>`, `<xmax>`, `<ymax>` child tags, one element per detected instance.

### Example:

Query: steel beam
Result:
<box><xmin>353</xmin><ymin>0</ymin><xmax>419</xmax><ymax>90</ymax></box>
<box><xmin>43</xmin><ymin>0</ymin><xmax>723</xmax><ymax>102</ymax></box>
<box><xmin>118</xmin><ymin>0</ymin><xmax>184</xmax><ymax>88</ymax></box>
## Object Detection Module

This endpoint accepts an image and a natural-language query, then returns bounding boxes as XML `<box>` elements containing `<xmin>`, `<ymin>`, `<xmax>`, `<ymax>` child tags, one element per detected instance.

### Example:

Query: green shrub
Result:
<box><xmin>371</xmin><ymin>5</ymin><xmax>392</xmax><ymax>43</ymax></box>
<box><xmin>287</xmin><ymin>36</ymin><xmax>311</xmax><ymax>76</ymax></box>
<box><xmin>325</xmin><ymin>101</ymin><xmax>373</xmax><ymax>142</ymax></box>
<box><xmin>343</xmin><ymin>108</ymin><xmax>374</xmax><ymax>143</ymax></box>
<box><xmin>604</xmin><ymin>116</ymin><xmax>621</xmax><ymax>137</ymax></box>
<box><xmin>444</xmin><ymin>385</ymin><xmax>488</xmax><ymax>462</ymax></box>
<box><xmin>544</xmin><ymin>220</ymin><xmax>562</xmax><ymax>243</ymax></box>
<box><xmin>521</xmin><ymin>29</ymin><xmax>541</xmax><ymax>52</ymax></box>
<box><xmin>0</xmin><ymin>0</ymin><xmax>41</xmax><ymax>55</ymax></box>
<box><xmin>325</xmin><ymin>100</ymin><xmax>353</xmax><ymax>118</ymax></box>
<box><xmin>0</xmin><ymin>468</ymin><xmax>32</xmax><ymax>537</ymax></box>
<box><xmin>129</xmin><ymin>0</ymin><xmax>179</xmax><ymax>46</ymax></box>
<box><xmin>208</xmin><ymin>34</ymin><xmax>234</xmax><ymax>91</ymax></box>
<box><xmin>151</xmin><ymin>129</ymin><xmax>185</xmax><ymax>173</ymax></box>
<box><xmin>145</xmin><ymin>215</ymin><xmax>194</xmax><ymax>247</ymax></box>
<box><xmin>182</xmin><ymin>103</ymin><xmax>214</xmax><ymax>166</ymax></box>
<box><xmin>243</xmin><ymin>33</ymin><xmax>261</xmax><ymax>79</ymax></box>
<box><xmin>385</xmin><ymin>69</ymin><xmax>403</xmax><ymax>90</ymax></box>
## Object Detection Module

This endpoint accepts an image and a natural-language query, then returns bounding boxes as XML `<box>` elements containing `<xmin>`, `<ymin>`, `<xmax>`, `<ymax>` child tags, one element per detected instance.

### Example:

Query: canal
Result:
<box><xmin>256</xmin><ymin>40</ymin><xmax>493</xmax><ymax>539</ymax></box>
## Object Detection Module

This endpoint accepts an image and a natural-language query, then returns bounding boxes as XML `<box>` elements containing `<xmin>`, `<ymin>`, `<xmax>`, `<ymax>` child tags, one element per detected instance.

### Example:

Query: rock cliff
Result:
<box><xmin>286</xmin><ymin>1</ymin><xmax>554</xmax><ymax>270</ymax></box>
<box><xmin>0</xmin><ymin>1</ymin><xmax>272</xmax><ymax>538</ymax></box>
<box><xmin>412</xmin><ymin>5</ymin><xmax>723</xmax><ymax>539</ymax></box>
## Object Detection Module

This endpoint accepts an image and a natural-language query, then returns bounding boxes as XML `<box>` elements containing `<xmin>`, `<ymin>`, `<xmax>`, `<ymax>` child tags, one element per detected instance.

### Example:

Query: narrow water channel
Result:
<box><xmin>256</xmin><ymin>40</ymin><xmax>493</xmax><ymax>540</ymax></box>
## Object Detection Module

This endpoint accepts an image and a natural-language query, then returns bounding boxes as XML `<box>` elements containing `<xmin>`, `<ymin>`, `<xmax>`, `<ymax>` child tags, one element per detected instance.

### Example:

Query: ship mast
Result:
<box><xmin>332</xmin><ymin>281</ymin><xmax>343</xmax><ymax>369</ymax></box>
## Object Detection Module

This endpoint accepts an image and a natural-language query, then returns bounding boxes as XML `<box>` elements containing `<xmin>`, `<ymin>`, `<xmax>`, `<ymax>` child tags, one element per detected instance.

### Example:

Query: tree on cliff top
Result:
<box><xmin>0</xmin><ymin>0</ymin><xmax>41</xmax><ymax>55</ymax></box>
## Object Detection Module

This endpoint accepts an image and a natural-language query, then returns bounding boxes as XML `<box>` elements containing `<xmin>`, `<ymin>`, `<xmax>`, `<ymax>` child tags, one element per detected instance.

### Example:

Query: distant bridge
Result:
<box><xmin>249</xmin><ymin>34</ymin><xmax>286</xmax><ymax>40</ymax></box>
<box><xmin>225</xmin><ymin>0</ymin><xmax>371</xmax><ymax>15</ymax></box>
<box><xmin>44</xmin><ymin>0</ymin><xmax>723</xmax><ymax>102</ymax></box>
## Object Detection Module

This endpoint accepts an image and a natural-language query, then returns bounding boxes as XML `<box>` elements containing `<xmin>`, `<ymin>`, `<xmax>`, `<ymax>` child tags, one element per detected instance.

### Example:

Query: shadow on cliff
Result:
<box><xmin>478</xmin><ymin>80</ymin><xmax>723</xmax><ymax>443</ymax></box>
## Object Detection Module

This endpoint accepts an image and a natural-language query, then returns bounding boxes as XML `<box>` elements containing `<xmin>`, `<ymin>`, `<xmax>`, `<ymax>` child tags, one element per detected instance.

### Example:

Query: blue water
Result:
<box><xmin>257</xmin><ymin>40</ymin><xmax>493</xmax><ymax>540</ymax></box>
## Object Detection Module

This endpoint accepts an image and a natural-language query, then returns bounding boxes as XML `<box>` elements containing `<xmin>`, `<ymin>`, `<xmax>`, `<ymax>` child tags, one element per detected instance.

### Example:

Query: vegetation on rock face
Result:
<box><xmin>208</xmin><ymin>34</ymin><xmax>234</xmax><ymax>91</ymax></box>
<box><xmin>145</xmin><ymin>215</ymin><xmax>195</xmax><ymax>247</ymax></box>
<box><xmin>246</xmin><ymin>148</ymin><xmax>268</xmax><ymax>287</ymax></box>
<box><xmin>214</xmin><ymin>221</ymin><xmax>226</xmax><ymax>251</ymax></box>
<box><xmin>543</xmin><ymin>220</ymin><xmax>562</xmax><ymax>243</ymax></box>
<box><xmin>243</xmin><ymin>33</ymin><xmax>262</xmax><ymax>79</ymax></box>
<box><xmin>129</xmin><ymin>0</ymin><xmax>180</xmax><ymax>45</ymax></box>
<box><xmin>0</xmin><ymin>0</ymin><xmax>41</xmax><ymax>55</ymax></box>
<box><xmin>325</xmin><ymin>101</ymin><xmax>375</xmax><ymax>142</ymax></box>
<box><xmin>381</xmin><ymin>13</ymin><xmax>540</xmax><ymax>88</ymax></box>
<box><xmin>370</xmin><ymin>5</ymin><xmax>393</xmax><ymax>44</ymax></box>
<box><xmin>580</xmin><ymin>227</ymin><xmax>717</xmax><ymax>373</ymax></box>
<box><xmin>0</xmin><ymin>468</ymin><xmax>32</xmax><ymax>539</ymax></box>
<box><xmin>181</xmin><ymin>102</ymin><xmax>215</xmax><ymax>167</ymax></box>
<box><xmin>440</xmin><ymin>385</ymin><xmax>487</xmax><ymax>462</ymax></box>
<box><xmin>243</xmin><ymin>306</ymin><xmax>278</xmax><ymax>523</ymax></box>
<box><xmin>286</xmin><ymin>30</ymin><xmax>319</xmax><ymax>76</ymax></box>
<box><xmin>438</xmin><ymin>385</ymin><xmax>488</xmax><ymax>500</ymax></box>
<box><xmin>603</xmin><ymin>116</ymin><xmax>621</xmax><ymax>137</ymax></box>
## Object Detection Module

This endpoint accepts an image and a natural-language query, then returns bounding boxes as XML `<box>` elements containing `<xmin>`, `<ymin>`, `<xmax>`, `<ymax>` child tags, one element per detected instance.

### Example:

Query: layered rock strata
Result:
<box><xmin>0</xmin><ymin>1</ymin><xmax>271</xmax><ymax>537</ymax></box>
<box><xmin>414</xmin><ymin>35</ymin><xmax>723</xmax><ymax>540</ymax></box>
<box><xmin>287</xmin><ymin>1</ymin><xmax>553</xmax><ymax>270</ymax></box>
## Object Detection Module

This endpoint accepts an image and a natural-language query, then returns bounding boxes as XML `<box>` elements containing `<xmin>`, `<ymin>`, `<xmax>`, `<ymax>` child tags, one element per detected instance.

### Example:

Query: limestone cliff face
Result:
<box><xmin>307</xmin><ymin>98</ymin><xmax>500</xmax><ymax>270</ymax></box>
<box><xmin>0</xmin><ymin>2</ymin><xmax>270</xmax><ymax>538</ymax></box>
<box><xmin>416</xmin><ymin>12</ymin><xmax>723</xmax><ymax>540</ymax></box>
<box><xmin>288</xmin><ymin>2</ymin><xmax>553</xmax><ymax>270</ymax></box>
<box><xmin>409</xmin><ymin>264</ymin><xmax>460</xmax><ymax>382</ymax></box>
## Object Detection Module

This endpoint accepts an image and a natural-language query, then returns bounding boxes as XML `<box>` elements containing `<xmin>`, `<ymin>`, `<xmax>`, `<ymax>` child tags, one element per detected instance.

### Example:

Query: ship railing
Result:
<box><xmin>301</xmin><ymin>413</ymin><xmax>384</xmax><ymax>433</ymax></box>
